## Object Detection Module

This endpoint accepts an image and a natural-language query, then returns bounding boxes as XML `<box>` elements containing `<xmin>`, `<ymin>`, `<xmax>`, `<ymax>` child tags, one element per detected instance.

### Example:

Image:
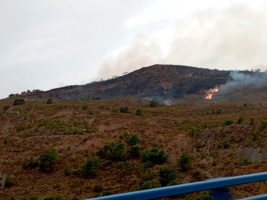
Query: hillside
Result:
<box><xmin>21</xmin><ymin>64</ymin><xmax>232</xmax><ymax>101</ymax></box>
<box><xmin>1</xmin><ymin>98</ymin><xmax>267</xmax><ymax>199</ymax></box>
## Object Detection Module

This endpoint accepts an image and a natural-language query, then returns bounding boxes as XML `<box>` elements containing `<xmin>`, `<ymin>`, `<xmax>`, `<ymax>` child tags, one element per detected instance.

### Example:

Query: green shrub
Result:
<box><xmin>224</xmin><ymin>120</ymin><xmax>233</xmax><ymax>126</ymax></box>
<box><xmin>4</xmin><ymin>176</ymin><xmax>14</xmax><ymax>188</ymax></box>
<box><xmin>46</xmin><ymin>98</ymin><xmax>53</xmax><ymax>104</ymax></box>
<box><xmin>237</xmin><ymin>116</ymin><xmax>244</xmax><ymax>124</ymax></box>
<box><xmin>13</xmin><ymin>99</ymin><xmax>25</xmax><ymax>106</ymax></box>
<box><xmin>23</xmin><ymin>156</ymin><xmax>39</xmax><ymax>169</ymax></box>
<box><xmin>64</xmin><ymin>165</ymin><xmax>72</xmax><ymax>176</ymax></box>
<box><xmin>43</xmin><ymin>196</ymin><xmax>63</xmax><ymax>200</ymax></box>
<box><xmin>149</xmin><ymin>100</ymin><xmax>158</xmax><ymax>107</ymax></box>
<box><xmin>250</xmin><ymin>118</ymin><xmax>255</xmax><ymax>125</ymax></box>
<box><xmin>119</xmin><ymin>106</ymin><xmax>130</xmax><ymax>113</ymax></box>
<box><xmin>142</xmin><ymin>148</ymin><xmax>168</xmax><ymax>165</ymax></box>
<box><xmin>159</xmin><ymin>166</ymin><xmax>176</xmax><ymax>186</ymax></box>
<box><xmin>99</xmin><ymin>143</ymin><xmax>127</xmax><ymax>161</ymax></box>
<box><xmin>82</xmin><ymin>157</ymin><xmax>100</xmax><ymax>178</ymax></box>
<box><xmin>179</xmin><ymin>152</ymin><xmax>192</xmax><ymax>171</ymax></box>
<box><xmin>197</xmin><ymin>191</ymin><xmax>212</xmax><ymax>200</ymax></box>
<box><xmin>129</xmin><ymin>145</ymin><xmax>140</xmax><ymax>158</ymax></box>
<box><xmin>135</xmin><ymin>109</ymin><xmax>143</xmax><ymax>116</ymax></box>
<box><xmin>39</xmin><ymin>149</ymin><xmax>60</xmax><ymax>172</ymax></box>
<box><xmin>139</xmin><ymin>180</ymin><xmax>160</xmax><ymax>190</ymax></box>
<box><xmin>127</xmin><ymin>135</ymin><xmax>139</xmax><ymax>146</ymax></box>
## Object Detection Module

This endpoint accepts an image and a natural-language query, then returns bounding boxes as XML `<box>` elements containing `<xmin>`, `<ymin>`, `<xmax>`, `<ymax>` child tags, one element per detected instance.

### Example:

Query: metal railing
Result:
<box><xmin>85</xmin><ymin>172</ymin><xmax>267</xmax><ymax>200</ymax></box>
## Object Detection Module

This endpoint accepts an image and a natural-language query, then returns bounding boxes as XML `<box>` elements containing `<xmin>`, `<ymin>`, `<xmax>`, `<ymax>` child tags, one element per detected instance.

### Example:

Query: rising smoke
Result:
<box><xmin>97</xmin><ymin>3</ymin><xmax>267</xmax><ymax>80</ymax></box>
<box><xmin>220</xmin><ymin>70</ymin><xmax>267</xmax><ymax>92</ymax></box>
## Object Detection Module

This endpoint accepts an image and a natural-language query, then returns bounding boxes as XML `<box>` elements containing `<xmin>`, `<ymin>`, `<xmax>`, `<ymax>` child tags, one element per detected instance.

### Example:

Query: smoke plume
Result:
<box><xmin>97</xmin><ymin>2</ymin><xmax>267</xmax><ymax>79</ymax></box>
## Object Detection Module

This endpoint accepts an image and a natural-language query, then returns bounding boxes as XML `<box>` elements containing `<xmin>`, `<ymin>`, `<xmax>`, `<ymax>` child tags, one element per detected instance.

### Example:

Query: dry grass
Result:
<box><xmin>1</xmin><ymin>98</ymin><xmax>267</xmax><ymax>199</ymax></box>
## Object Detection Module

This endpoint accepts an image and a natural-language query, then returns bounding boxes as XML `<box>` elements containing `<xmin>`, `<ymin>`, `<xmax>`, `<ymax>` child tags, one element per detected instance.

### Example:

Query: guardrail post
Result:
<box><xmin>212</xmin><ymin>187</ymin><xmax>232</xmax><ymax>200</ymax></box>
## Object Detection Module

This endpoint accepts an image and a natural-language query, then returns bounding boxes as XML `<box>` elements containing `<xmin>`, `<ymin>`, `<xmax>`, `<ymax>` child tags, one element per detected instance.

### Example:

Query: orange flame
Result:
<box><xmin>205</xmin><ymin>86</ymin><xmax>219</xmax><ymax>100</ymax></box>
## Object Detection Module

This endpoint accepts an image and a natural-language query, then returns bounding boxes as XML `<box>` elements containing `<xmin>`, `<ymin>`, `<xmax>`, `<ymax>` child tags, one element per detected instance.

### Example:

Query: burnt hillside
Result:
<box><xmin>27</xmin><ymin>64</ymin><xmax>231</xmax><ymax>101</ymax></box>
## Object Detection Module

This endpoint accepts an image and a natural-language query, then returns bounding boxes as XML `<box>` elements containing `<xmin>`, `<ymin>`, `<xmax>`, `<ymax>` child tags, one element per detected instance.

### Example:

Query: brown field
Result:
<box><xmin>1</xmin><ymin>98</ymin><xmax>267</xmax><ymax>199</ymax></box>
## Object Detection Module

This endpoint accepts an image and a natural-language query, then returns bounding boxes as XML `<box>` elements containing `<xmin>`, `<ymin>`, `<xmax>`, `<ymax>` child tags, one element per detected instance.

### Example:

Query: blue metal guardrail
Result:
<box><xmin>85</xmin><ymin>172</ymin><xmax>267</xmax><ymax>200</ymax></box>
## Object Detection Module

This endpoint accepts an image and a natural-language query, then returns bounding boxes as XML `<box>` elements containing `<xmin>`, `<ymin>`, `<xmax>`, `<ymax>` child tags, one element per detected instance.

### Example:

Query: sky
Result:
<box><xmin>1</xmin><ymin>0</ymin><xmax>267</xmax><ymax>99</ymax></box>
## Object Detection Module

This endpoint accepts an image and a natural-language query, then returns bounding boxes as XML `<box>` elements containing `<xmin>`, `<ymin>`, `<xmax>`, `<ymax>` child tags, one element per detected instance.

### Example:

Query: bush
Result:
<box><xmin>159</xmin><ymin>166</ymin><xmax>176</xmax><ymax>186</ymax></box>
<box><xmin>23</xmin><ymin>157</ymin><xmax>39</xmax><ymax>169</ymax></box>
<box><xmin>237</xmin><ymin>116</ymin><xmax>244</xmax><ymax>124</ymax></box>
<box><xmin>82</xmin><ymin>157</ymin><xmax>100</xmax><ymax>178</ymax></box>
<box><xmin>99</xmin><ymin>143</ymin><xmax>127</xmax><ymax>161</ymax></box>
<box><xmin>119</xmin><ymin>106</ymin><xmax>130</xmax><ymax>113</ymax></box>
<box><xmin>150</xmin><ymin>100</ymin><xmax>158</xmax><ymax>107</ymax></box>
<box><xmin>142</xmin><ymin>148</ymin><xmax>168</xmax><ymax>165</ymax></box>
<box><xmin>135</xmin><ymin>109</ymin><xmax>143</xmax><ymax>116</ymax></box>
<box><xmin>47</xmin><ymin>98</ymin><xmax>53</xmax><ymax>104</ymax></box>
<box><xmin>139</xmin><ymin>180</ymin><xmax>160</xmax><ymax>190</ymax></box>
<box><xmin>127</xmin><ymin>135</ymin><xmax>139</xmax><ymax>146</ymax></box>
<box><xmin>43</xmin><ymin>196</ymin><xmax>63</xmax><ymax>200</ymax></box>
<box><xmin>129</xmin><ymin>145</ymin><xmax>140</xmax><ymax>158</ymax></box>
<box><xmin>224</xmin><ymin>120</ymin><xmax>233</xmax><ymax>126</ymax></box>
<box><xmin>179</xmin><ymin>152</ymin><xmax>192</xmax><ymax>171</ymax></box>
<box><xmin>64</xmin><ymin>165</ymin><xmax>72</xmax><ymax>176</ymax></box>
<box><xmin>4</xmin><ymin>176</ymin><xmax>14</xmax><ymax>188</ymax></box>
<box><xmin>39</xmin><ymin>149</ymin><xmax>60</xmax><ymax>172</ymax></box>
<box><xmin>93</xmin><ymin>184</ymin><xmax>104</xmax><ymax>193</ymax></box>
<box><xmin>13</xmin><ymin>99</ymin><xmax>25</xmax><ymax>106</ymax></box>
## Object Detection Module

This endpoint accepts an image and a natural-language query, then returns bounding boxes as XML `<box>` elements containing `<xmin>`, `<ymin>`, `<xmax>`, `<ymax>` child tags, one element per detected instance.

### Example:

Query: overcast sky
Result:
<box><xmin>1</xmin><ymin>0</ymin><xmax>267</xmax><ymax>98</ymax></box>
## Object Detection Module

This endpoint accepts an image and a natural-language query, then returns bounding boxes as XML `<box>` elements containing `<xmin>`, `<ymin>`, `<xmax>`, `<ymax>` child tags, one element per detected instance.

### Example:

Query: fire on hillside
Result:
<box><xmin>205</xmin><ymin>86</ymin><xmax>219</xmax><ymax>100</ymax></box>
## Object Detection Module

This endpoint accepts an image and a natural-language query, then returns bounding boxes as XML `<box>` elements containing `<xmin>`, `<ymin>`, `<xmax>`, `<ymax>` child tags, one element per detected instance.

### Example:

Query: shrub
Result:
<box><xmin>23</xmin><ymin>156</ymin><xmax>39</xmax><ymax>169</ymax></box>
<box><xmin>13</xmin><ymin>99</ymin><xmax>25</xmax><ymax>106</ymax></box>
<box><xmin>43</xmin><ymin>196</ymin><xmax>63</xmax><ymax>200</ymax></box>
<box><xmin>139</xmin><ymin>180</ymin><xmax>160</xmax><ymax>190</ymax></box>
<box><xmin>39</xmin><ymin>149</ymin><xmax>60</xmax><ymax>172</ymax></box>
<box><xmin>3</xmin><ymin>105</ymin><xmax>10</xmax><ymax>112</ymax></box>
<box><xmin>135</xmin><ymin>109</ymin><xmax>143</xmax><ymax>116</ymax></box>
<box><xmin>250</xmin><ymin>118</ymin><xmax>255</xmax><ymax>125</ymax></box>
<box><xmin>64</xmin><ymin>165</ymin><xmax>72</xmax><ymax>176</ymax></box>
<box><xmin>119</xmin><ymin>106</ymin><xmax>130</xmax><ymax>113</ymax></box>
<box><xmin>142</xmin><ymin>148</ymin><xmax>168</xmax><ymax>165</ymax></box>
<box><xmin>93</xmin><ymin>184</ymin><xmax>104</xmax><ymax>193</ymax></box>
<box><xmin>129</xmin><ymin>145</ymin><xmax>140</xmax><ymax>158</ymax></box>
<box><xmin>179</xmin><ymin>152</ymin><xmax>192</xmax><ymax>171</ymax></box>
<box><xmin>82</xmin><ymin>157</ymin><xmax>100</xmax><ymax>178</ymax></box>
<box><xmin>224</xmin><ymin>120</ymin><xmax>233</xmax><ymax>126</ymax></box>
<box><xmin>197</xmin><ymin>191</ymin><xmax>212</xmax><ymax>200</ymax></box>
<box><xmin>47</xmin><ymin>98</ymin><xmax>53</xmax><ymax>104</ymax></box>
<box><xmin>127</xmin><ymin>135</ymin><xmax>139</xmax><ymax>146</ymax></box>
<box><xmin>4</xmin><ymin>176</ymin><xmax>14</xmax><ymax>188</ymax></box>
<box><xmin>159</xmin><ymin>166</ymin><xmax>176</xmax><ymax>186</ymax></box>
<box><xmin>99</xmin><ymin>143</ymin><xmax>127</xmax><ymax>161</ymax></box>
<box><xmin>237</xmin><ymin>116</ymin><xmax>244</xmax><ymax>124</ymax></box>
<box><xmin>150</xmin><ymin>100</ymin><xmax>158</xmax><ymax>107</ymax></box>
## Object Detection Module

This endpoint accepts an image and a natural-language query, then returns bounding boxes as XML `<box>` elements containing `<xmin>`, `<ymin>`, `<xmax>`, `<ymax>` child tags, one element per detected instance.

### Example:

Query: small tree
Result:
<box><xmin>127</xmin><ymin>135</ymin><xmax>139</xmax><ymax>146</ymax></box>
<box><xmin>47</xmin><ymin>98</ymin><xmax>53</xmax><ymax>104</ymax></box>
<box><xmin>159</xmin><ymin>166</ymin><xmax>176</xmax><ymax>186</ymax></box>
<box><xmin>150</xmin><ymin>100</ymin><xmax>158</xmax><ymax>108</ymax></box>
<box><xmin>179</xmin><ymin>152</ymin><xmax>192</xmax><ymax>171</ymax></box>
<box><xmin>129</xmin><ymin>145</ymin><xmax>140</xmax><ymax>158</ymax></box>
<box><xmin>142</xmin><ymin>148</ymin><xmax>168</xmax><ymax>165</ymax></box>
<box><xmin>99</xmin><ymin>143</ymin><xmax>127</xmax><ymax>161</ymax></box>
<box><xmin>13</xmin><ymin>99</ymin><xmax>25</xmax><ymax>106</ymax></box>
<box><xmin>82</xmin><ymin>157</ymin><xmax>100</xmax><ymax>178</ymax></box>
<box><xmin>4</xmin><ymin>176</ymin><xmax>14</xmax><ymax>188</ymax></box>
<box><xmin>135</xmin><ymin>109</ymin><xmax>143</xmax><ymax>116</ymax></box>
<box><xmin>237</xmin><ymin>116</ymin><xmax>244</xmax><ymax>124</ymax></box>
<box><xmin>39</xmin><ymin>149</ymin><xmax>60</xmax><ymax>172</ymax></box>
